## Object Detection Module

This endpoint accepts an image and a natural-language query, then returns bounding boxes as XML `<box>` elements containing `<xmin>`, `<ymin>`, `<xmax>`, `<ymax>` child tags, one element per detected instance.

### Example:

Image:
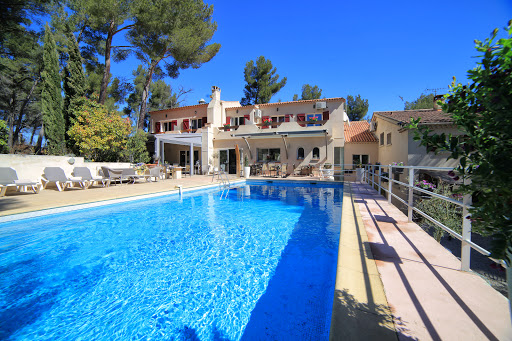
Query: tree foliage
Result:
<box><xmin>63</xmin><ymin>28</ymin><xmax>85</xmax><ymax>147</ymax></box>
<box><xmin>404</xmin><ymin>93</ymin><xmax>435</xmax><ymax>110</ymax></box>
<box><xmin>346</xmin><ymin>94</ymin><xmax>369</xmax><ymax>121</ymax></box>
<box><xmin>41</xmin><ymin>23</ymin><xmax>65</xmax><ymax>154</ymax></box>
<box><xmin>293</xmin><ymin>84</ymin><xmax>322</xmax><ymax>101</ymax></box>
<box><xmin>408</xmin><ymin>22</ymin><xmax>512</xmax><ymax>264</ymax></box>
<box><xmin>241</xmin><ymin>56</ymin><xmax>287</xmax><ymax>106</ymax></box>
<box><xmin>128</xmin><ymin>0</ymin><xmax>220</xmax><ymax>130</ymax></box>
<box><xmin>125</xmin><ymin>128</ymin><xmax>150</xmax><ymax>163</ymax></box>
<box><xmin>68</xmin><ymin>96</ymin><xmax>131</xmax><ymax>161</ymax></box>
<box><xmin>0</xmin><ymin>119</ymin><xmax>9</xmax><ymax>153</ymax></box>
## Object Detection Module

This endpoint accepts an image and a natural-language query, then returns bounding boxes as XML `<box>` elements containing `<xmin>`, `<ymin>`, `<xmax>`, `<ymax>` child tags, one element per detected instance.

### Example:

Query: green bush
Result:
<box><xmin>416</xmin><ymin>182</ymin><xmax>462</xmax><ymax>242</ymax></box>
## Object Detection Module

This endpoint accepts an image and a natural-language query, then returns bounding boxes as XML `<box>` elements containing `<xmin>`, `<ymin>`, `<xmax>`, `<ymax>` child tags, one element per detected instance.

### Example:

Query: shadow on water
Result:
<box><xmin>241</xmin><ymin>185</ymin><xmax>342</xmax><ymax>340</ymax></box>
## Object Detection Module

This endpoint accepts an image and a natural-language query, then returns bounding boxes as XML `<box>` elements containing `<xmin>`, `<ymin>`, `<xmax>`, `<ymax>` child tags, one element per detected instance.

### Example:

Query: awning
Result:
<box><xmin>231</xmin><ymin>129</ymin><xmax>328</xmax><ymax>139</ymax></box>
<box><xmin>154</xmin><ymin>133</ymin><xmax>202</xmax><ymax>147</ymax></box>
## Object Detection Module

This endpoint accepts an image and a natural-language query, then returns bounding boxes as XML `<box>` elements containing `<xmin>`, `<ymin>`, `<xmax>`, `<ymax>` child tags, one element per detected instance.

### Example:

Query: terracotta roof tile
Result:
<box><xmin>149</xmin><ymin>103</ymin><xmax>208</xmax><ymax>114</ymax></box>
<box><xmin>225</xmin><ymin>97</ymin><xmax>345</xmax><ymax>111</ymax></box>
<box><xmin>344</xmin><ymin>121</ymin><xmax>378</xmax><ymax>143</ymax></box>
<box><xmin>374</xmin><ymin>110</ymin><xmax>452</xmax><ymax>124</ymax></box>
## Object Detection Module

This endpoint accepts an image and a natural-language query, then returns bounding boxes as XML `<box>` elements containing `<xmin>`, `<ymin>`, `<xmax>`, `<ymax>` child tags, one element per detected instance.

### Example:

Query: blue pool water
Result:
<box><xmin>0</xmin><ymin>181</ymin><xmax>343</xmax><ymax>340</ymax></box>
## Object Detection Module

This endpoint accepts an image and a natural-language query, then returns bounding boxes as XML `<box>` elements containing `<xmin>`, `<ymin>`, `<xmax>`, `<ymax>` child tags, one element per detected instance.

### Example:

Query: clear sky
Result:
<box><xmin>110</xmin><ymin>0</ymin><xmax>512</xmax><ymax>118</ymax></box>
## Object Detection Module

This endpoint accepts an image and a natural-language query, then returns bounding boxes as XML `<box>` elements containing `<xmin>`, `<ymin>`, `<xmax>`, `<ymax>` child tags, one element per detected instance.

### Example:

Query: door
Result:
<box><xmin>228</xmin><ymin>149</ymin><xmax>237</xmax><ymax>174</ymax></box>
<box><xmin>219</xmin><ymin>150</ymin><xmax>228</xmax><ymax>172</ymax></box>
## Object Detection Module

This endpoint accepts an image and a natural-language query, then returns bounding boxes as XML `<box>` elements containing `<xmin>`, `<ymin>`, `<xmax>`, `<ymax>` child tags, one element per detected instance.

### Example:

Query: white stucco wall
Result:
<box><xmin>0</xmin><ymin>154</ymin><xmax>131</xmax><ymax>183</ymax></box>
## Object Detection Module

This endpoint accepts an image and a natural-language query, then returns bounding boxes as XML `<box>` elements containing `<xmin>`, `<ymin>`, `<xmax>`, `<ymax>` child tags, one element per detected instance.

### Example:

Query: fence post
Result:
<box><xmin>461</xmin><ymin>191</ymin><xmax>472</xmax><ymax>271</ymax></box>
<box><xmin>408</xmin><ymin>167</ymin><xmax>414</xmax><ymax>222</ymax></box>
<box><xmin>388</xmin><ymin>166</ymin><xmax>392</xmax><ymax>204</ymax></box>
<box><xmin>378</xmin><ymin>166</ymin><xmax>382</xmax><ymax>195</ymax></box>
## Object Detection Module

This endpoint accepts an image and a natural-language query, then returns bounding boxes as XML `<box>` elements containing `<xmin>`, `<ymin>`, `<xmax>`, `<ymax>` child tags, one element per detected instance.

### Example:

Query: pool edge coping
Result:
<box><xmin>0</xmin><ymin>180</ymin><xmax>246</xmax><ymax>223</ymax></box>
<box><xmin>329</xmin><ymin>182</ymin><xmax>398</xmax><ymax>341</ymax></box>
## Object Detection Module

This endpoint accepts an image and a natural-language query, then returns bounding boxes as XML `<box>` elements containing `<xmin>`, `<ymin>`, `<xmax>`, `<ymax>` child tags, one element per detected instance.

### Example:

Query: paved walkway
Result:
<box><xmin>350</xmin><ymin>182</ymin><xmax>511</xmax><ymax>340</ymax></box>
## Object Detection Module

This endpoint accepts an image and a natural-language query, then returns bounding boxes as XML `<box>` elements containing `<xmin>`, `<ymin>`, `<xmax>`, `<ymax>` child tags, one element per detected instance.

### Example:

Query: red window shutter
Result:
<box><xmin>244</xmin><ymin>115</ymin><xmax>250</xmax><ymax>124</ymax></box>
<box><xmin>183</xmin><ymin>119</ymin><xmax>189</xmax><ymax>130</ymax></box>
<box><xmin>171</xmin><ymin>120</ymin><xmax>177</xmax><ymax>131</ymax></box>
<box><xmin>202</xmin><ymin>117</ymin><xmax>207</xmax><ymax>127</ymax></box>
<box><xmin>155</xmin><ymin>122</ymin><xmax>161</xmax><ymax>133</ymax></box>
<box><xmin>323</xmin><ymin>111</ymin><xmax>329</xmax><ymax>121</ymax></box>
<box><xmin>297</xmin><ymin>113</ymin><xmax>306</xmax><ymax>127</ymax></box>
<box><xmin>225</xmin><ymin>117</ymin><xmax>230</xmax><ymax>131</ymax></box>
<box><xmin>285</xmin><ymin>114</ymin><xmax>291</xmax><ymax>122</ymax></box>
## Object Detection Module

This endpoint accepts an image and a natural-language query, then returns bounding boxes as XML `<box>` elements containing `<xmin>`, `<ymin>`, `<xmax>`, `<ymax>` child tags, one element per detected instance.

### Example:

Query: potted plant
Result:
<box><xmin>223</xmin><ymin>124</ymin><xmax>230</xmax><ymax>131</ymax></box>
<box><xmin>322</xmin><ymin>163</ymin><xmax>334</xmax><ymax>179</ymax></box>
<box><xmin>134</xmin><ymin>163</ymin><xmax>148</xmax><ymax>175</ymax></box>
<box><xmin>392</xmin><ymin>162</ymin><xmax>404</xmax><ymax>174</ymax></box>
<box><xmin>414</xmin><ymin>180</ymin><xmax>436</xmax><ymax>198</ymax></box>
<box><xmin>262</xmin><ymin>117</ymin><xmax>272</xmax><ymax>127</ymax></box>
<box><xmin>244</xmin><ymin>155</ymin><xmax>250</xmax><ymax>179</ymax></box>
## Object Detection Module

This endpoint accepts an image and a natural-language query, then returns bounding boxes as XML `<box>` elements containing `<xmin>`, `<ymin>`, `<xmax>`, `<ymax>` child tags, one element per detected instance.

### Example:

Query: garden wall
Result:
<box><xmin>0</xmin><ymin>154</ymin><xmax>131</xmax><ymax>182</ymax></box>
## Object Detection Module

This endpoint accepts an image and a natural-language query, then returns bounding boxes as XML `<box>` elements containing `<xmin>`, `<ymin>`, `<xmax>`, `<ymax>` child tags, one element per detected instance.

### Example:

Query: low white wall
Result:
<box><xmin>0</xmin><ymin>154</ymin><xmax>131</xmax><ymax>182</ymax></box>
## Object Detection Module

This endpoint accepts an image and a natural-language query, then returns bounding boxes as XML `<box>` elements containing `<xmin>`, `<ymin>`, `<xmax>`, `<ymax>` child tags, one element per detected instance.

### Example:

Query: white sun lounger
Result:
<box><xmin>73</xmin><ymin>167</ymin><xmax>110</xmax><ymax>187</ymax></box>
<box><xmin>0</xmin><ymin>167</ymin><xmax>41</xmax><ymax>197</ymax></box>
<box><xmin>42</xmin><ymin>167</ymin><xmax>89</xmax><ymax>191</ymax></box>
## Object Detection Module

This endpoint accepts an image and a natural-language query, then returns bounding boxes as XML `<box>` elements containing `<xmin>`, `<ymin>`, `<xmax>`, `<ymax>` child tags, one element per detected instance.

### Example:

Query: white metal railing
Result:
<box><xmin>359</xmin><ymin>164</ymin><xmax>503</xmax><ymax>272</ymax></box>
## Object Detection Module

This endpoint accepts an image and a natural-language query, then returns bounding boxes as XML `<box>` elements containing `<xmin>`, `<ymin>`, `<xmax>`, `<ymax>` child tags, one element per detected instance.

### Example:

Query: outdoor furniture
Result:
<box><xmin>100</xmin><ymin>166</ymin><xmax>123</xmax><ymax>185</ymax></box>
<box><xmin>118</xmin><ymin>168</ymin><xmax>144</xmax><ymax>184</ymax></box>
<box><xmin>73</xmin><ymin>167</ymin><xmax>110</xmax><ymax>187</ymax></box>
<box><xmin>42</xmin><ymin>167</ymin><xmax>89</xmax><ymax>191</ymax></box>
<box><xmin>147</xmin><ymin>166</ymin><xmax>162</xmax><ymax>181</ymax></box>
<box><xmin>211</xmin><ymin>167</ymin><xmax>220</xmax><ymax>182</ymax></box>
<box><xmin>0</xmin><ymin>167</ymin><xmax>41</xmax><ymax>196</ymax></box>
<box><xmin>261</xmin><ymin>163</ymin><xmax>269</xmax><ymax>177</ymax></box>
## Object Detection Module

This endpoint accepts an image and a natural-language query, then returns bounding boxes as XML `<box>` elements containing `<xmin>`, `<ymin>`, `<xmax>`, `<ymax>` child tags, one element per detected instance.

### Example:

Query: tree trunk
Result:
<box><xmin>137</xmin><ymin>63</ymin><xmax>156</xmax><ymax>130</ymax></box>
<box><xmin>99</xmin><ymin>20</ymin><xmax>115</xmax><ymax>105</ymax></box>
<box><xmin>29</xmin><ymin>124</ymin><xmax>37</xmax><ymax>145</ymax></box>
<box><xmin>13</xmin><ymin>78</ymin><xmax>39</xmax><ymax>147</ymax></box>
<box><xmin>35</xmin><ymin>124</ymin><xmax>44</xmax><ymax>154</ymax></box>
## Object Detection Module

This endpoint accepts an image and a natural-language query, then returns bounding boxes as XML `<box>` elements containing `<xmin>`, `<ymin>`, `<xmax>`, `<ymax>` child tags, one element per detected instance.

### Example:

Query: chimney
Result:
<box><xmin>211</xmin><ymin>86</ymin><xmax>221</xmax><ymax>102</ymax></box>
<box><xmin>198</xmin><ymin>98</ymin><xmax>206</xmax><ymax>104</ymax></box>
<box><xmin>433</xmin><ymin>95</ymin><xmax>444</xmax><ymax>111</ymax></box>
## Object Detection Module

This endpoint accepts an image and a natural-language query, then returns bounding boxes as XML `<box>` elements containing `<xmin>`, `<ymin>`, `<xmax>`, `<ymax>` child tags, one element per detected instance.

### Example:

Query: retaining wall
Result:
<box><xmin>0</xmin><ymin>154</ymin><xmax>131</xmax><ymax>182</ymax></box>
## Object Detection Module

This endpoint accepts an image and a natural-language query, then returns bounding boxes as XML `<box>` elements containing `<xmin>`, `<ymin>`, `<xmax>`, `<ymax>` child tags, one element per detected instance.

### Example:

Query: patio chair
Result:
<box><xmin>73</xmin><ymin>167</ymin><xmax>110</xmax><ymax>187</ymax></box>
<box><xmin>147</xmin><ymin>166</ymin><xmax>162</xmax><ymax>182</ymax></box>
<box><xmin>261</xmin><ymin>163</ymin><xmax>269</xmax><ymax>177</ymax></box>
<box><xmin>42</xmin><ymin>167</ymin><xmax>89</xmax><ymax>191</ymax></box>
<box><xmin>100</xmin><ymin>166</ymin><xmax>123</xmax><ymax>185</ymax></box>
<box><xmin>0</xmin><ymin>167</ymin><xmax>41</xmax><ymax>197</ymax></box>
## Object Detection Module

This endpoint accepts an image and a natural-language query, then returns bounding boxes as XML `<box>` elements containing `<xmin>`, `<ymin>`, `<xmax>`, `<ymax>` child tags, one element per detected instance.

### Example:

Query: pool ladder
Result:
<box><xmin>219</xmin><ymin>171</ymin><xmax>230</xmax><ymax>188</ymax></box>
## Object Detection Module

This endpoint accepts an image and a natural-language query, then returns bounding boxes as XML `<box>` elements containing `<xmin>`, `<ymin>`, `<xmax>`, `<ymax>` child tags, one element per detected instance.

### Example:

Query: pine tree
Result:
<box><xmin>63</xmin><ymin>29</ymin><xmax>85</xmax><ymax>148</ymax></box>
<box><xmin>241</xmin><ymin>56</ymin><xmax>287</xmax><ymax>105</ymax></box>
<box><xmin>293</xmin><ymin>84</ymin><xmax>322</xmax><ymax>101</ymax></box>
<box><xmin>41</xmin><ymin>23</ymin><xmax>65</xmax><ymax>154</ymax></box>
<box><xmin>346</xmin><ymin>94</ymin><xmax>369</xmax><ymax>121</ymax></box>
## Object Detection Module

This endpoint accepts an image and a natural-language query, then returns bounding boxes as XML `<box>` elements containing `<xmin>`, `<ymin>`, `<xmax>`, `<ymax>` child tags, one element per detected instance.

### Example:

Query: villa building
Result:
<box><xmin>149</xmin><ymin>86</ymin><xmax>349</xmax><ymax>175</ymax></box>
<box><xmin>371</xmin><ymin>108</ymin><xmax>459</xmax><ymax>168</ymax></box>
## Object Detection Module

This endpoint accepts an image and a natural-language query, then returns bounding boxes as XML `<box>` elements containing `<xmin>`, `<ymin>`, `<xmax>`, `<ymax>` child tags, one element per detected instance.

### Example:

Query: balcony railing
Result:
<box><xmin>361</xmin><ymin>164</ymin><xmax>504</xmax><ymax>272</ymax></box>
<box><xmin>219</xmin><ymin>120</ymin><xmax>328</xmax><ymax>131</ymax></box>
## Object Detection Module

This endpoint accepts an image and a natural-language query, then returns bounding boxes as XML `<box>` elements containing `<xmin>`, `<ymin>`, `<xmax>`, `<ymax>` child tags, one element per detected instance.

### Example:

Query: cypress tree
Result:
<box><xmin>63</xmin><ymin>29</ymin><xmax>85</xmax><ymax>149</ymax></box>
<box><xmin>41</xmin><ymin>23</ymin><xmax>65</xmax><ymax>154</ymax></box>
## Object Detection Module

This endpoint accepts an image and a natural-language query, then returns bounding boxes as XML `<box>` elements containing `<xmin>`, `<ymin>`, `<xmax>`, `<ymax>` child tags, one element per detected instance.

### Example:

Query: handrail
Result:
<box><xmin>360</xmin><ymin>164</ymin><xmax>504</xmax><ymax>271</ymax></box>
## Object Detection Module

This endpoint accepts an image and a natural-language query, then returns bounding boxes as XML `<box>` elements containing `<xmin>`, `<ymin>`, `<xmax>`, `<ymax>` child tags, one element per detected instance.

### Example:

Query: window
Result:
<box><xmin>163</xmin><ymin>122</ymin><xmax>168</xmax><ymax>132</ymax></box>
<box><xmin>257</xmin><ymin>148</ymin><xmax>280</xmax><ymax>162</ymax></box>
<box><xmin>352</xmin><ymin>154</ymin><xmax>369</xmax><ymax>167</ymax></box>
<box><xmin>232</xmin><ymin>116</ymin><xmax>245</xmax><ymax>126</ymax></box>
<box><xmin>312</xmin><ymin>147</ymin><xmax>320</xmax><ymax>159</ymax></box>
<box><xmin>307</xmin><ymin>114</ymin><xmax>322</xmax><ymax>127</ymax></box>
<box><xmin>380</xmin><ymin>132</ymin><xmax>384</xmax><ymax>146</ymax></box>
<box><xmin>271</xmin><ymin>116</ymin><xmax>285</xmax><ymax>123</ymax></box>
<box><xmin>190</xmin><ymin>118</ymin><xmax>203</xmax><ymax>130</ymax></box>
<box><xmin>387</xmin><ymin>132</ymin><xmax>392</xmax><ymax>145</ymax></box>
<box><xmin>297</xmin><ymin>147</ymin><xmax>304</xmax><ymax>159</ymax></box>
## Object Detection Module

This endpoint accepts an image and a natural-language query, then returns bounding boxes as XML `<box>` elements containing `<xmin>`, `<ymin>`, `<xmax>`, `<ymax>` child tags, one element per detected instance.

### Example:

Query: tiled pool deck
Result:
<box><xmin>0</xmin><ymin>176</ymin><xmax>510</xmax><ymax>340</ymax></box>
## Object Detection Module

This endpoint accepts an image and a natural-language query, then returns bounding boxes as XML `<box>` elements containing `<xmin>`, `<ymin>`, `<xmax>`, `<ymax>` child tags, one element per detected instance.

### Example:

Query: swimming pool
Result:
<box><xmin>0</xmin><ymin>181</ymin><xmax>343</xmax><ymax>340</ymax></box>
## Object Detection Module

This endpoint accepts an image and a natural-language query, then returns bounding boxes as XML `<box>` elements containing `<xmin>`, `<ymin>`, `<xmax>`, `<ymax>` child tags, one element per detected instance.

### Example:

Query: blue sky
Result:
<box><xmin>110</xmin><ymin>0</ymin><xmax>512</xmax><ymax>118</ymax></box>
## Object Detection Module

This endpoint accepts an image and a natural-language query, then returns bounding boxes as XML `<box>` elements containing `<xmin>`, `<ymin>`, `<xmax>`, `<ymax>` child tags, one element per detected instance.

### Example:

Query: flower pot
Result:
<box><xmin>244</xmin><ymin>166</ymin><xmax>251</xmax><ymax>179</ymax></box>
<box><xmin>393</xmin><ymin>168</ymin><xmax>404</xmax><ymax>174</ymax></box>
